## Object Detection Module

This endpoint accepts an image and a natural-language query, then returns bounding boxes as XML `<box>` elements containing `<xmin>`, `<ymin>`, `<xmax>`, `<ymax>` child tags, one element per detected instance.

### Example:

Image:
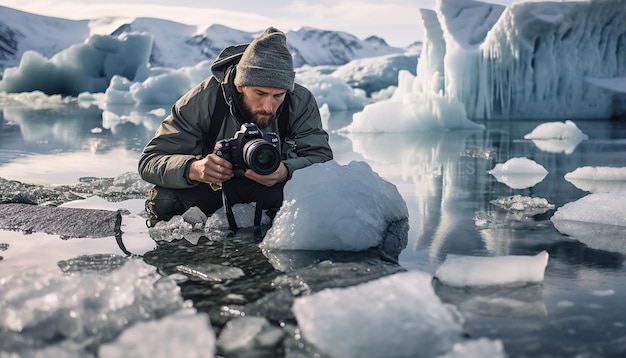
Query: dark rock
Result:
<box><xmin>0</xmin><ymin>203</ymin><xmax>121</xmax><ymax>238</ymax></box>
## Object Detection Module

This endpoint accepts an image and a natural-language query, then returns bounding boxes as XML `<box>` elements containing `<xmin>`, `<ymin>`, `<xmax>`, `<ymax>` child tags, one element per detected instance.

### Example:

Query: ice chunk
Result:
<box><xmin>551</xmin><ymin>192</ymin><xmax>626</xmax><ymax>254</ymax></box>
<box><xmin>488</xmin><ymin>157</ymin><xmax>548</xmax><ymax>189</ymax></box>
<box><xmin>439</xmin><ymin>338</ymin><xmax>506</xmax><ymax>358</ymax></box>
<box><xmin>565</xmin><ymin>166</ymin><xmax>626</xmax><ymax>193</ymax></box>
<box><xmin>292</xmin><ymin>270</ymin><xmax>463</xmax><ymax>358</ymax></box>
<box><xmin>435</xmin><ymin>251</ymin><xmax>549</xmax><ymax>287</ymax></box>
<box><xmin>182</xmin><ymin>206</ymin><xmax>208</xmax><ymax>226</ymax></box>
<box><xmin>551</xmin><ymin>192</ymin><xmax>626</xmax><ymax>227</ymax></box>
<box><xmin>205</xmin><ymin>203</ymin><xmax>271</xmax><ymax>230</ymax></box>
<box><xmin>524</xmin><ymin>120</ymin><xmax>588</xmax><ymax>140</ymax></box>
<box><xmin>523</xmin><ymin>120</ymin><xmax>588</xmax><ymax>154</ymax></box>
<box><xmin>176</xmin><ymin>263</ymin><xmax>245</xmax><ymax>282</ymax></box>
<box><xmin>490</xmin><ymin>195</ymin><xmax>554</xmax><ymax>216</ymax></box>
<box><xmin>216</xmin><ymin>316</ymin><xmax>284</xmax><ymax>356</ymax></box>
<box><xmin>0</xmin><ymin>259</ymin><xmax>186</xmax><ymax>354</ymax></box>
<box><xmin>99</xmin><ymin>309</ymin><xmax>216</xmax><ymax>358</ymax></box>
<box><xmin>261</xmin><ymin>161</ymin><xmax>409</xmax><ymax>251</ymax></box>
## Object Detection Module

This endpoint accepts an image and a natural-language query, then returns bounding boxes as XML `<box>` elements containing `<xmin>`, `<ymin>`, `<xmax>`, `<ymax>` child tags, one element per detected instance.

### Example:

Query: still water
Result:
<box><xmin>0</xmin><ymin>100</ymin><xmax>625</xmax><ymax>357</ymax></box>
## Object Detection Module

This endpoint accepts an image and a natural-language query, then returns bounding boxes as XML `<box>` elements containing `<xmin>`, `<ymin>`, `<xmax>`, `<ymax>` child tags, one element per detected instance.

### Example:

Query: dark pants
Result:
<box><xmin>145</xmin><ymin>177</ymin><xmax>285</xmax><ymax>224</ymax></box>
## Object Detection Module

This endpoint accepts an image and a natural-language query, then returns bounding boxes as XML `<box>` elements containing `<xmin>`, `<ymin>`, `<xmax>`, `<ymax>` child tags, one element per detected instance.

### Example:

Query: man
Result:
<box><xmin>139</xmin><ymin>27</ymin><xmax>333</xmax><ymax>229</ymax></box>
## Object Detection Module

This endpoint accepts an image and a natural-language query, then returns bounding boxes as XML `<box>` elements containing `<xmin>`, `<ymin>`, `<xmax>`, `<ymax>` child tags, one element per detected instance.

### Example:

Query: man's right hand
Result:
<box><xmin>188</xmin><ymin>154</ymin><xmax>234</xmax><ymax>184</ymax></box>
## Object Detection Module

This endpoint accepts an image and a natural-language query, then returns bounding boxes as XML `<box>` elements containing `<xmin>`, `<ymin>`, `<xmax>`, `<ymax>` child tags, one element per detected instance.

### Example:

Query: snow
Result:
<box><xmin>435</xmin><ymin>251</ymin><xmax>549</xmax><ymax>287</ymax></box>
<box><xmin>487</xmin><ymin>157</ymin><xmax>549</xmax><ymax>189</ymax></box>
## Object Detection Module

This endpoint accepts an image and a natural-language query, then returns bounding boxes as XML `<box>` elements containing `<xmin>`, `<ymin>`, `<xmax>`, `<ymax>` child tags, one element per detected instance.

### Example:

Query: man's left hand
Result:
<box><xmin>245</xmin><ymin>162</ymin><xmax>288</xmax><ymax>187</ymax></box>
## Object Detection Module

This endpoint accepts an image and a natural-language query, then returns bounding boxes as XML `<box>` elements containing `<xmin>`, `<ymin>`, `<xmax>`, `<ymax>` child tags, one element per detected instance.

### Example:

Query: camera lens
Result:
<box><xmin>243</xmin><ymin>139</ymin><xmax>281</xmax><ymax>175</ymax></box>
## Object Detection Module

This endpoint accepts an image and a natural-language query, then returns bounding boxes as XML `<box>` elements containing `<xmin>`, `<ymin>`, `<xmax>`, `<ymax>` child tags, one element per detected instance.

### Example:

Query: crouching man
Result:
<box><xmin>138</xmin><ymin>27</ymin><xmax>333</xmax><ymax>232</ymax></box>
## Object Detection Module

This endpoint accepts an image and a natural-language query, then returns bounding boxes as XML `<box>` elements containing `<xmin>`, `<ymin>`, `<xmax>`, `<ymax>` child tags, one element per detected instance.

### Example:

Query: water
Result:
<box><xmin>0</xmin><ymin>100</ymin><xmax>625</xmax><ymax>357</ymax></box>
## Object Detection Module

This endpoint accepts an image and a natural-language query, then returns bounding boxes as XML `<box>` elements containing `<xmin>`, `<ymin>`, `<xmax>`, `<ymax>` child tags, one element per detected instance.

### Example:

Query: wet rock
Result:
<box><xmin>0</xmin><ymin>203</ymin><xmax>121</xmax><ymax>238</ymax></box>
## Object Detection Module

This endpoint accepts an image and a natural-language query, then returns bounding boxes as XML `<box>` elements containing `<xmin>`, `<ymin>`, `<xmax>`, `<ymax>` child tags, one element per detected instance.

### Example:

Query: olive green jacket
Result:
<box><xmin>138</xmin><ymin>45</ymin><xmax>333</xmax><ymax>189</ymax></box>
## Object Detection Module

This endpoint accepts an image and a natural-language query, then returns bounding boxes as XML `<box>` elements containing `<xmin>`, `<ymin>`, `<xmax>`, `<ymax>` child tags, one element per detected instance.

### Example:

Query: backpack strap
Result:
<box><xmin>203</xmin><ymin>83</ymin><xmax>228</xmax><ymax>154</ymax></box>
<box><xmin>277</xmin><ymin>92</ymin><xmax>290</xmax><ymax>139</ymax></box>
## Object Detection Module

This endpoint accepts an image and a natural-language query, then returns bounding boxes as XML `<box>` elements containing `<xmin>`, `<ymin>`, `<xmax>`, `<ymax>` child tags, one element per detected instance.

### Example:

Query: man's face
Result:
<box><xmin>236</xmin><ymin>85</ymin><xmax>287</xmax><ymax>129</ymax></box>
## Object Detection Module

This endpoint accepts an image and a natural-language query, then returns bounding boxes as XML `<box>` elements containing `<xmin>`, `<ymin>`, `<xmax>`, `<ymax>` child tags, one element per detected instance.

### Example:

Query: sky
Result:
<box><xmin>0</xmin><ymin>0</ymin><xmax>520</xmax><ymax>48</ymax></box>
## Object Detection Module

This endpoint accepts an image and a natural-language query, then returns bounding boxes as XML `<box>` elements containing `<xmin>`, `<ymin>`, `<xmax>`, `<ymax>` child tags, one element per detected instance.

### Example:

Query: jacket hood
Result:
<box><xmin>210</xmin><ymin>43</ymin><xmax>249</xmax><ymax>82</ymax></box>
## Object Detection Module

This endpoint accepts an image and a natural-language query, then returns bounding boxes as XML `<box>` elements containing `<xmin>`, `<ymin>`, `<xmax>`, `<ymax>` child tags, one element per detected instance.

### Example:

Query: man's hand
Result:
<box><xmin>188</xmin><ymin>154</ymin><xmax>234</xmax><ymax>184</ymax></box>
<box><xmin>245</xmin><ymin>162</ymin><xmax>288</xmax><ymax>187</ymax></box>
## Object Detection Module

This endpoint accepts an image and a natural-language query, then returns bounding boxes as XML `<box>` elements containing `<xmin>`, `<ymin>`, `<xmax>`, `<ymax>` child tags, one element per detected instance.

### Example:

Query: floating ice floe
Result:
<box><xmin>487</xmin><ymin>157</ymin><xmax>548</xmax><ymax>189</ymax></box>
<box><xmin>435</xmin><ymin>251</ymin><xmax>549</xmax><ymax>287</ymax></box>
<box><xmin>564</xmin><ymin>166</ymin><xmax>626</xmax><ymax>193</ymax></box>
<box><xmin>523</xmin><ymin>120</ymin><xmax>588</xmax><ymax>154</ymax></box>
<box><xmin>524</xmin><ymin>120</ymin><xmax>589</xmax><ymax>140</ymax></box>
<box><xmin>490</xmin><ymin>195</ymin><xmax>554</xmax><ymax>215</ymax></box>
<box><xmin>293</xmin><ymin>270</ymin><xmax>470</xmax><ymax>358</ymax></box>
<box><xmin>551</xmin><ymin>191</ymin><xmax>626</xmax><ymax>254</ymax></box>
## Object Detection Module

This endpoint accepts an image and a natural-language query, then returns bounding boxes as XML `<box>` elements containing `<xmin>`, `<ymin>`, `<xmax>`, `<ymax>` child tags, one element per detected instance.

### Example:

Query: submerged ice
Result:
<box><xmin>0</xmin><ymin>258</ymin><xmax>191</xmax><ymax>356</ymax></box>
<box><xmin>293</xmin><ymin>270</ymin><xmax>466</xmax><ymax>358</ymax></box>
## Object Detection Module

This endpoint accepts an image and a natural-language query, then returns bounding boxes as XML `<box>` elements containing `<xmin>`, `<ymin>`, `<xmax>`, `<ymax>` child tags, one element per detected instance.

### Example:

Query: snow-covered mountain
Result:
<box><xmin>0</xmin><ymin>6</ymin><xmax>405</xmax><ymax>74</ymax></box>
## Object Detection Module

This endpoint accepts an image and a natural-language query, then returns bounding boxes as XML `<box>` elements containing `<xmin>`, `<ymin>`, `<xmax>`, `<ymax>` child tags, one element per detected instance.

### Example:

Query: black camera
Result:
<box><xmin>214</xmin><ymin>123</ymin><xmax>281</xmax><ymax>176</ymax></box>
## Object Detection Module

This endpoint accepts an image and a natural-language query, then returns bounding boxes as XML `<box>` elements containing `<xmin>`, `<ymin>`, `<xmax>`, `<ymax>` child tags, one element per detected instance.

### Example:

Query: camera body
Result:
<box><xmin>214</xmin><ymin>123</ymin><xmax>281</xmax><ymax>177</ymax></box>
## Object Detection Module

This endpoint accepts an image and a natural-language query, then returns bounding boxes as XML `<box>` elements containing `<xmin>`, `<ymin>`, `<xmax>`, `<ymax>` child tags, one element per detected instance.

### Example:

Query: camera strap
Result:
<box><xmin>221</xmin><ymin>181</ymin><xmax>266</xmax><ymax>241</ymax></box>
<box><xmin>208</xmin><ymin>78</ymin><xmax>291</xmax><ymax>240</ymax></box>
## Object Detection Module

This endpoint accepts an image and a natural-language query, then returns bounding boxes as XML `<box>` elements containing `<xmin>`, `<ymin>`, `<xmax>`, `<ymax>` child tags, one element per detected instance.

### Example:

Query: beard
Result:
<box><xmin>239</xmin><ymin>96</ymin><xmax>277</xmax><ymax>129</ymax></box>
<box><xmin>250</xmin><ymin>111</ymin><xmax>276</xmax><ymax>129</ymax></box>
<box><xmin>244</xmin><ymin>107</ymin><xmax>276</xmax><ymax>129</ymax></box>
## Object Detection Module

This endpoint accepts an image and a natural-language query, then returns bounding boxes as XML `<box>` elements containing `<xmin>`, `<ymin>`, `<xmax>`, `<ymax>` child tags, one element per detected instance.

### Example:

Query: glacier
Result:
<box><xmin>418</xmin><ymin>0</ymin><xmax>626</xmax><ymax>120</ymax></box>
<box><xmin>338</xmin><ymin>0</ymin><xmax>626</xmax><ymax>132</ymax></box>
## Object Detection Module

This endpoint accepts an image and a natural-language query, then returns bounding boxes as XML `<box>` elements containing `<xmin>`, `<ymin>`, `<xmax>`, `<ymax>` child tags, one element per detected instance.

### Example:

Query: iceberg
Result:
<box><xmin>415</xmin><ymin>0</ymin><xmax>626</xmax><ymax>120</ymax></box>
<box><xmin>0</xmin><ymin>33</ymin><xmax>153</xmax><ymax>96</ymax></box>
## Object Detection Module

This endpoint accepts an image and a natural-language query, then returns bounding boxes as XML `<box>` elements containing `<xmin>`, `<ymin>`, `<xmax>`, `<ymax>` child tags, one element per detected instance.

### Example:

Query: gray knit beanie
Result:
<box><xmin>234</xmin><ymin>27</ymin><xmax>295</xmax><ymax>91</ymax></box>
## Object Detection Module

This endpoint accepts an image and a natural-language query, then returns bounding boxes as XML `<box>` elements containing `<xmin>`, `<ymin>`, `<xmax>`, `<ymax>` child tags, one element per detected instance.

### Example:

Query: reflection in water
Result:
<box><xmin>340</xmin><ymin>129</ymin><xmax>494</xmax><ymax>264</ymax></box>
<box><xmin>338</xmin><ymin>119</ymin><xmax>626</xmax><ymax>267</ymax></box>
<box><xmin>434</xmin><ymin>282</ymin><xmax>547</xmax><ymax>319</ymax></box>
<box><xmin>0</xmin><ymin>102</ymin><xmax>167</xmax><ymax>160</ymax></box>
